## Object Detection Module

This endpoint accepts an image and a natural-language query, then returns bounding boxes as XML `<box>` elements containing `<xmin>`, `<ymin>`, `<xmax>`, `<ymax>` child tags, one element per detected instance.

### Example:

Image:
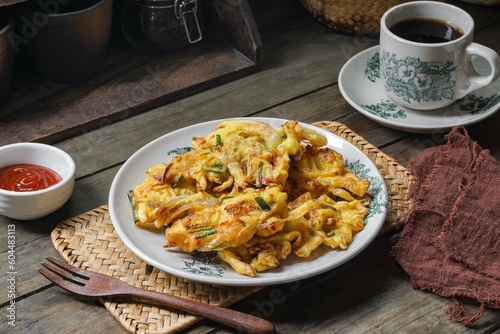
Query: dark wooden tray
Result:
<box><xmin>0</xmin><ymin>0</ymin><xmax>28</xmax><ymax>7</ymax></box>
<box><xmin>0</xmin><ymin>0</ymin><xmax>262</xmax><ymax>146</ymax></box>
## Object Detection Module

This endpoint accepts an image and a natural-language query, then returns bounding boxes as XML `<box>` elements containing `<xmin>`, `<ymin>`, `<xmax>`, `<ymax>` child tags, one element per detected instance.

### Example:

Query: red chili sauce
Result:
<box><xmin>0</xmin><ymin>164</ymin><xmax>62</xmax><ymax>192</ymax></box>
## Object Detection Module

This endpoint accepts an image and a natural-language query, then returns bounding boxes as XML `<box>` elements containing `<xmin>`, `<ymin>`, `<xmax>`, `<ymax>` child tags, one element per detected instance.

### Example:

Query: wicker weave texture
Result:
<box><xmin>299</xmin><ymin>0</ymin><xmax>415</xmax><ymax>34</ymax></box>
<box><xmin>299</xmin><ymin>0</ymin><xmax>498</xmax><ymax>34</ymax></box>
<box><xmin>52</xmin><ymin>207</ymin><xmax>261</xmax><ymax>334</ymax></box>
<box><xmin>51</xmin><ymin>121</ymin><xmax>412</xmax><ymax>333</ymax></box>
<box><xmin>460</xmin><ymin>0</ymin><xmax>500</xmax><ymax>5</ymax></box>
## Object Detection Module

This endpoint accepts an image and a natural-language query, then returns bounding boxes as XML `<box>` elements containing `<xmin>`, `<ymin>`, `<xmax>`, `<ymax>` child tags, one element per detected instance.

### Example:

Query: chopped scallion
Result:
<box><xmin>195</xmin><ymin>227</ymin><xmax>217</xmax><ymax>239</ymax></box>
<box><xmin>219</xmin><ymin>196</ymin><xmax>234</xmax><ymax>202</ymax></box>
<box><xmin>215</xmin><ymin>134</ymin><xmax>222</xmax><ymax>149</ymax></box>
<box><xmin>127</xmin><ymin>190</ymin><xmax>138</xmax><ymax>223</ymax></box>
<box><xmin>257</xmin><ymin>162</ymin><xmax>264</xmax><ymax>186</ymax></box>
<box><xmin>203</xmin><ymin>160</ymin><xmax>226</xmax><ymax>172</ymax></box>
<box><xmin>172</xmin><ymin>174</ymin><xmax>184</xmax><ymax>188</ymax></box>
<box><xmin>238</xmin><ymin>132</ymin><xmax>249</xmax><ymax>138</ymax></box>
<box><xmin>255</xmin><ymin>196</ymin><xmax>272</xmax><ymax>212</ymax></box>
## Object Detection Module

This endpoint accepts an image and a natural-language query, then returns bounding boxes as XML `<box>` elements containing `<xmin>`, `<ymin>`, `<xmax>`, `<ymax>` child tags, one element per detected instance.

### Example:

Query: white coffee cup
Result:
<box><xmin>380</xmin><ymin>1</ymin><xmax>500</xmax><ymax>110</ymax></box>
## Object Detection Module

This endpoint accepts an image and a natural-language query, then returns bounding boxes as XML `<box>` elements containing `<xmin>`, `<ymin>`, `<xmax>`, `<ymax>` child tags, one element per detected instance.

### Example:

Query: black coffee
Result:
<box><xmin>390</xmin><ymin>18</ymin><xmax>464</xmax><ymax>43</ymax></box>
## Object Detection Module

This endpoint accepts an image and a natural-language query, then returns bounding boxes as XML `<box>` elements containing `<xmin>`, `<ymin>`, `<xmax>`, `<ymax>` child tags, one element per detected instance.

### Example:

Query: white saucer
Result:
<box><xmin>338</xmin><ymin>45</ymin><xmax>500</xmax><ymax>134</ymax></box>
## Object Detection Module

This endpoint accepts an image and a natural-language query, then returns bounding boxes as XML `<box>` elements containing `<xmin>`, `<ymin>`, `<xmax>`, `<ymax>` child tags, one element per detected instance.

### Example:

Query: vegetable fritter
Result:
<box><xmin>130</xmin><ymin>120</ymin><xmax>370</xmax><ymax>276</ymax></box>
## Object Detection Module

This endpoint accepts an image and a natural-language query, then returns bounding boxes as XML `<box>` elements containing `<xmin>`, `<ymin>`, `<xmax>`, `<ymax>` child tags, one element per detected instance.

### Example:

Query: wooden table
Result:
<box><xmin>1</xmin><ymin>0</ymin><xmax>499</xmax><ymax>333</ymax></box>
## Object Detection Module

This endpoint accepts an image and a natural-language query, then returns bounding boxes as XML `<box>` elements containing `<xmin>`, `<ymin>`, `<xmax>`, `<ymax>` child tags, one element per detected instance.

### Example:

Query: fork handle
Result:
<box><xmin>127</xmin><ymin>287</ymin><xmax>276</xmax><ymax>334</ymax></box>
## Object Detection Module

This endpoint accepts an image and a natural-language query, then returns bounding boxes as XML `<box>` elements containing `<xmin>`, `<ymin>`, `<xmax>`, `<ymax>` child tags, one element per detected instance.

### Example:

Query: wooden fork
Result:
<box><xmin>38</xmin><ymin>257</ymin><xmax>276</xmax><ymax>334</ymax></box>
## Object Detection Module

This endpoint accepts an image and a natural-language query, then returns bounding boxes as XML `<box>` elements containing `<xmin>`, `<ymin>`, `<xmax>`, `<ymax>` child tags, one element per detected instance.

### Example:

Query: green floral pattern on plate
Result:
<box><xmin>344</xmin><ymin>159</ymin><xmax>387</xmax><ymax>219</ymax></box>
<box><xmin>183</xmin><ymin>252</ymin><xmax>226</xmax><ymax>277</ymax></box>
<box><xmin>167</xmin><ymin>146</ymin><xmax>194</xmax><ymax>156</ymax></box>
<box><xmin>457</xmin><ymin>93</ymin><xmax>500</xmax><ymax>115</ymax></box>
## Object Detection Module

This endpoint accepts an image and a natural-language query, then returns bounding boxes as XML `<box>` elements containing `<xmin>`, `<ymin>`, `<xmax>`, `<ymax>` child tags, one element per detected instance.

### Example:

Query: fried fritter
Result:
<box><xmin>130</xmin><ymin>120</ymin><xmax>371</xmax><ymax>276</ymax></box>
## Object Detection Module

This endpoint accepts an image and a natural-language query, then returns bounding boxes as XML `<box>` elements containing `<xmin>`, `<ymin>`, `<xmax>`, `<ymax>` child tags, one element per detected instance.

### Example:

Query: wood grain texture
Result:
<box><xmin>1</xmin><ymin>0</ymin><xmax>499</xmax><ymax>333</ymax></box>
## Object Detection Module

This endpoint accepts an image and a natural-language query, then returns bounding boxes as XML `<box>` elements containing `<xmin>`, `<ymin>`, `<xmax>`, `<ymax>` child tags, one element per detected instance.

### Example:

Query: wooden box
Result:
<box><xmin>0</xmin><ymin>0</ymin><xmax>262</xmax><ymax>145</ymax></box>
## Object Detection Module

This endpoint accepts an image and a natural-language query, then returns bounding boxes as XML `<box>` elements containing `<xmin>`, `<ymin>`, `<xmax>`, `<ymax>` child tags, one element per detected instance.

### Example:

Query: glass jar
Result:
<box><xmin>121</xmin><ymin>0</ymin><xmax>203</xmax><ymax>50</ymax></box>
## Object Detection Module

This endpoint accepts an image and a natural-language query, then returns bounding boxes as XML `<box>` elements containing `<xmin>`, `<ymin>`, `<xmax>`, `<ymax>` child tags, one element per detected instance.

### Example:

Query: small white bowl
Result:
<box><xmin>0</xmin><ymin>143</ymin><xmax>75</xmax><ymax>220</ymax></box>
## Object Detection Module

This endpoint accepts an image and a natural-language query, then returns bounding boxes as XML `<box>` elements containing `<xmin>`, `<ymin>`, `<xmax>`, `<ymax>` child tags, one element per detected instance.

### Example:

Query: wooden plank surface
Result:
<box><xmin>1</xmin><ymin>0</ymin><xmax>499</xmax><ymax>333</ymax></box>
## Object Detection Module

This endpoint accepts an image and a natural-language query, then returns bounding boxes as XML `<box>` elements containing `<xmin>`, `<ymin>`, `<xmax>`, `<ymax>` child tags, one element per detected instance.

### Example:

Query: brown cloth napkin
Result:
<box><xmin>391</xmin><ymin>127</ymin><xmax>500</xmax><ymax>326</ymax></box>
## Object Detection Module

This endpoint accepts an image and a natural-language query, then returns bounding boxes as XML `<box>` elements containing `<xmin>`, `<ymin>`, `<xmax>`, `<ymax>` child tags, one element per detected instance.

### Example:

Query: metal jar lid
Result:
<box><xmin>126</xmin><ymin>0</ymin><xmax>202</xmax><ymax>44</ymax></box>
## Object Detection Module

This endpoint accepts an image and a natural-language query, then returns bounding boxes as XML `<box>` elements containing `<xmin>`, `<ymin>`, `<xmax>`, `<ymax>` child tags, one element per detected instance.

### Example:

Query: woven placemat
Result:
<box><xmin>50</xmin><ymin>121</ymin><xmax>413</xmax><ymax>333</ymax></box>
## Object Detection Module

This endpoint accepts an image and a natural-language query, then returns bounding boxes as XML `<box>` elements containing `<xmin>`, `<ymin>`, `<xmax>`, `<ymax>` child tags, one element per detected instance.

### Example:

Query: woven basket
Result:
<box><xmin>299</xmin><ymin>0</ymin><xmax>416</xmax><ymax>35</ymax></box>
<box><xmin>460</xmin><ymin>0</ymin><xmax>500</xmax><ymax>5</ymax></box>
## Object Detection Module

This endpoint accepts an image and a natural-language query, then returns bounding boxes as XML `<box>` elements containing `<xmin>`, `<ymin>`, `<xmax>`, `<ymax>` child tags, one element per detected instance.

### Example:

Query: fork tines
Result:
<box><xmin>38</xmin><ymin>257</ymin><xmax>88</xmax><ymax>286</ymax></box>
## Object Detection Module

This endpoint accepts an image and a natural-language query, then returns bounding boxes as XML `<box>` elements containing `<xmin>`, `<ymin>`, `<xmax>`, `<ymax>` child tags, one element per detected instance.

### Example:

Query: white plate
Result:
<box><xmin>108</xmin><ymin>117</ymin><xmax>388</xmax><ymax>286</ymax></box>
<box><xmin>339</xmin><ymin>46</ymin><xmax>500</xmax><ymax>134</ymax></box>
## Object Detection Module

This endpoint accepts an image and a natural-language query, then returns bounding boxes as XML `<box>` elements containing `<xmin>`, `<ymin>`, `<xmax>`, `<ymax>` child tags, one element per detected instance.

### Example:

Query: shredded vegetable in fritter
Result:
<box><xmin>130</xmin><ymin>120</ymin><xmax>370</xmax><ymax>276</ymax></box>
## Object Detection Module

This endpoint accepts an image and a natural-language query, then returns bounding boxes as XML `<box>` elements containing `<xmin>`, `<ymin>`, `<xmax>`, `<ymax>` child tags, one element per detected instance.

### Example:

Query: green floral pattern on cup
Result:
<box><xmin>380</xmin><ymin>51</ymin><xmax>457</xmax><ymax>104</ymax></box>
<box><xmin>361</xmin><ymin>52</ymin><xmax>500</xmax><ymax>117</ymax></box>
<box><xmin>364</xmin><ymin>51</ymin><xmax>380</xmax><ymax>83</ymax></box>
